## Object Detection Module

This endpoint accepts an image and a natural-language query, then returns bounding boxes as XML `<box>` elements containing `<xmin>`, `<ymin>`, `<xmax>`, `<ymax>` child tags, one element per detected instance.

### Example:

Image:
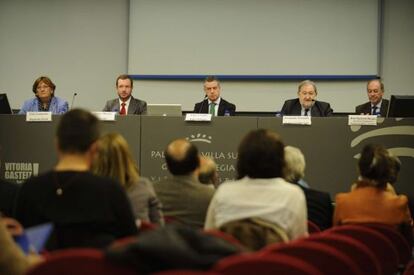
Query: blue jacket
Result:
<box><xmin>19</xmin><ymin>96</ymin><xmax>69</xmax><ymax>114</ymax></box>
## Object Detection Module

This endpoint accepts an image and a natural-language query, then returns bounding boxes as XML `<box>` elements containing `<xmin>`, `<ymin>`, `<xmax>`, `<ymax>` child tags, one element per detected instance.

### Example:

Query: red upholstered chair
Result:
<box><xmin>212</xmin><ymin>253</ymin><xmax>323</xmax><ymax>275</ymax></box>
<box><xmin>261</xmin><ymin>240</ymin><xmax>364</xmax><ymax>275</ymax></box>
<box><xmin>327</xmin><ymin>225</ymin><xmax>400</xmax><ymax>275</ymax></box>
<box><xmin>362</xmin><ymin>223</ymin><xmax>412</xmax><ymax>266</ymax></box>
<box><xmin>305</xmin><ymin>232</ymin><xmax>381</xmax><ymax>275</ymax></box>
<box><xmin>26</xmin><ymin>248</ymin><xmax>135</xmax><ymax>275</ymax></box>
<box><xmin>404</xmin><ymin>260</ymin><xmax>414</xmax><ymax>275</ymax></box>
<box><xmin>307</xmin><ymin>220</ymin><xmax>322</xmax><ymax>234</ymax></box>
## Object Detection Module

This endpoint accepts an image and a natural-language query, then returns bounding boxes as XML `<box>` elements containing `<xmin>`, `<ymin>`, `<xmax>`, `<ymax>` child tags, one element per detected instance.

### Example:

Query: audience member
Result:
<box><xmin>0</xmin><ymin>179</ymin><xmax>20</xmax><ymax>217</ymax></box>
<box><xmin>92</xmin><ymin>132</ymin><xmax>164</xmax><ymax>226</ymax></box>
<box><xmin>334</xmin><ymin>144</ymin><xmax>413</xmax><ymax>230</ymax></box>
<box><xmin>18</xmin><ymin>76</ymin><xmax>68</xmax><ymax>114</ymax></box>
<box><xmin>103</xmin><ymin>74</ymin><xmax>147</xmax><ymax>115</ymax></box>
<box><xmin>205</xmin><ymin>129</ymin><xmax>308</xmax><ymax>250</ymax></box>
<box><xmin>154</xmin><ymin>139</ymin><xmax>214</xmax><ymax>229</ymax></box>
<box><xmin>355</xmin><ymin>79</ymin><xmax>389</xmax><ymax>116</ymax></box>
<box><xmin>193</xmin><ymin>76</ymin><xmax>236</xmax><ymax>116</ymax></box>
<box><xmin>198</xmin><ymin>156</ymin><xmax>219</xmax><ymax>189</ymax></box>
<box><xmin>280</xmin><ymin>80</ymin><xmax>333</xmax><ymax>116</ymax></box>
<box><xmin>284</xmin><ymin>145</ymin><xmax>333</xmax><ymax>231</ymax></box>
<box><xmin>15</xmin><ymin>109</ymin><xmax>137</xmax><ymax>250</ymax></box>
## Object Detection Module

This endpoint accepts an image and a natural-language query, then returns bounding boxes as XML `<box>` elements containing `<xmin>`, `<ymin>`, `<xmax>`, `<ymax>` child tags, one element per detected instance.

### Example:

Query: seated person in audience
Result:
<box><xmin>355</xmin><ymin>79</ymin><xmax>389</xmax><ymax>117</ymax></box>
<box><xmin>0</xmin><ymin>179</ymin><xmax>20</xmax><ymax>218</ymax></box>
<box><xmin>198</xmin><ymin>156</ymin><xmax>220</xmax><ymax>189</ymax></box>
<box><xmin>103</xmin><ymin>74</ymin><xmax>147</xmax><ymax>115</ymax></box>
<box><xmin>0</xmin><ymin>217</ymin><xmax>43</xmax><ymax>275</ymax></box>
<box><xmin>91</xmin><ymin>132</ymin><xmax>164</xmax><ymax>226</ymax></box>
<box><xmin>18</xmin><ymin>76</ymin><xmax>68</xmax><ymax>114</ymax></box>
<box><xmin>154</xmin><ymin>139</ymin><xmax>214</xmax><ymax>229</ymax></box>
<box><xmin>284</xmin><ymin>146</ymin><xmax>333</xmax><ymax>231</ymax></box>
<box><xmin>334</xmin><ymin>144</ymin><xmax>413</xmax><ymax>231</ymax></box>
<box><xmin>280</xmin><ymin>80</ymin><xmax>333</xmax><ymax>116</ymax></box>
<box><xmin>193</xmin><ymin>76</ymin><xmax>236</xmax><ymax>116</ymax></box>
<box><xmin>15</xmin><ymin>109</ymin><xmax>137</xmax><ymax>250</ymax></box>
<box><xmin>204</xmin><ymin>129</ymin><xmax>308</xmax><ymax>250</ymax></box>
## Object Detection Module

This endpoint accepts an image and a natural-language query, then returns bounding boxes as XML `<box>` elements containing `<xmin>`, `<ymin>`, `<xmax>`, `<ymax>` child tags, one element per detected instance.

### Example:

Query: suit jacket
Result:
<box><xmin>280</xmin><ymin>98</ymin><xmax>333</xmax><ymax>117</ymax></box>
<box><xmin>355</xmin><ymin>99</ymin><xmax>389</xmax><ymax>117</ymax></box>
<box><xmin>295</xmin><ymin>183</ymin><xmax>333</xmax><ymax>231</ymax></box>
<box><xmin>103</xmin><ymin>96</ymin><xmax>147</xmax><ymax>115</ymax></box>
<box><xmin>18</xmin><ymin>96</ymin><xmax>69</xmax><ymax>114</ymax></box>
<box><xmin>193</xmin><ymin>98</ymin><xmax>236</xmax><ymax>116</ymax></box>
<box><xmin>153</xmin><ymin>175</ymin><xmax>214</xmax><ymax>229</ymax></box>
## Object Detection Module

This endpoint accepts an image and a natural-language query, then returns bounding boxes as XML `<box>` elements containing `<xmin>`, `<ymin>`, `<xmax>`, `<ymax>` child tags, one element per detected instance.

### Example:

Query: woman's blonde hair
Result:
<box><xmin>91</xmin><ymin>132</ymin><xmax>139</xmax><ymax>190</ymax></box>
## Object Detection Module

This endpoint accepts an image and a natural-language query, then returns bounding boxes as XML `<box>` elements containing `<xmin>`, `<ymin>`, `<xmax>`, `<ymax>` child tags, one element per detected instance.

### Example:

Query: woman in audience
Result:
<box><xmin>204</xmin><ymin>129</ymin><xmax>307</xmax><ymax>250</ymax></box>
<box><xmin>284</xmin><ymin>145</ymin><xmax>333</xmax><ymax>231</ymax></box>
<box><xmin>19</xmin><ymin>76</ymin><xmax>68</xmax><ymax>114</ymax></box>
<box><xmin>92</xmin><ymin>133</ymin><xmax>164</xmax><ymax>226</ymax></box>
<box><xmin>334</xmin><ymin>144</ymin><xmax>413</xmax><ymax>230</ymax></box>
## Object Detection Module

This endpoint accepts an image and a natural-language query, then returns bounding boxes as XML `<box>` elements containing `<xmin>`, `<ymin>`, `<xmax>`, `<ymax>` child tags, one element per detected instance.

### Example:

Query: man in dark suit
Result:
<box><xmin>355</xmin><ymin>79</ymin><xmax>389</xmax><ymax>117</ymax></box>
<box><xmin>280</xmin><ymin>80</ymin><xmax>333</xmax><ymax>117</ymax></box>
<box><xmin>284</xmin><ymin>146</ymin><xmax>333</xmax><ymax>231</ymax></box>
<box><xmin>193</xmin><ymin>76</ymin><xmax>236</xmax><ymax>116</ymax></box>
<box><xmin>103</xmin><ymin>74</ymin><xmax>147</xmax><ymax>115</ymax></box>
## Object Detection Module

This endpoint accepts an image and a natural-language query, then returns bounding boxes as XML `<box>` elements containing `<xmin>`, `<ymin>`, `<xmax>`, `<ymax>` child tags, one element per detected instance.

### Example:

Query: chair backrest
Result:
<box><xmin>212</xmin><ymin>253</ymin><xmax>323</xmax><ymax>275</ymax></box>
<box><xmin>305</xmin><ymin>232</ymin><xmax>381</xmax><ymax>275</ymax></box>
<box><xmin>26</xmin><ymin>248</ymin><xmax>135</xmax><ymax>275</ymax></box>
<box><xmin>363</xmin><ymin>223</ymin><xmax>412</xmax><ymax>266</ymax></box>
<box><xmin>203</xmin><ymin>229</ymin><xmax>245</xmax><ymax>249</ymax></box>
<box><xmin>219</xmin><ymin>218</ymin><xmax>289</xmax><ymax>251</ymax></box>
<box><xmin>327</xmin><ymin>225</ymin><xmax>400</xmax><ymax>275</ymax></box>
<box><xmin>262</xmin><ymin>241</ymin><xmax>364</xmax><ymax>275</ymax></box>
<box><xmin>404</xmin><ymin>260</ymin><xmax>414</xmax><ymax>275</ymax></box>
<box><xmin>307</xmin><ymin>220</ymin><xmax>322</xmax><ymax>234</ymax></box>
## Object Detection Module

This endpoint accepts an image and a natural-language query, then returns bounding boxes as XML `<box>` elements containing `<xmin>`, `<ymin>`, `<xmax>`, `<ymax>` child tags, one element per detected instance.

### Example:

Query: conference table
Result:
<box><xmin>0</xmin><ymin>115</ymin><xmax>413</xmax><ymax>197</ymax></box>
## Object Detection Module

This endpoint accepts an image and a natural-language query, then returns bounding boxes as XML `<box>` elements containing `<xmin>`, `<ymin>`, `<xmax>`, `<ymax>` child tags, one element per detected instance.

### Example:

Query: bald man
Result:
<box><xmin>154</xmin><ymin>139</ymin><xmax>214</xmax><ymax>229</ymax></box>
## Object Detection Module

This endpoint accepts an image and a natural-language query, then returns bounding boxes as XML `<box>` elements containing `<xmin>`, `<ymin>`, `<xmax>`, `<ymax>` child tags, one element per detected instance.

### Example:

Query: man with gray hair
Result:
<box><xmin>355</xmin><ymin>79</ymin><xmax>389</xmax><ymax>117</ymax></box>
<box><xmin>284</xmin><ymin>145</ymin><xmax>333</xmax><ymax>231</ymax></box>
<box><xmin>280</xmin><ymin>80</ymin><xmax>333</xmax><ymax>117</ymax></box>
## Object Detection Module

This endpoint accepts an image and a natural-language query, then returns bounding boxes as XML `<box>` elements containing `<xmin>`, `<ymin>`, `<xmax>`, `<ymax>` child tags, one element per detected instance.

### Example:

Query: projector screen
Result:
<box><xmin>128</xmin><ymin>0</ymin><xmax>379</xmax><ymax>77</ymax></box>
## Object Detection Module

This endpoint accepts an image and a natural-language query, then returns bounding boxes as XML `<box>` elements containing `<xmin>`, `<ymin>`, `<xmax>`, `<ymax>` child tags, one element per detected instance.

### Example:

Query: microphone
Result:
<box><xmin>70</xmin><ymin>92</ymin><xmax>78</xmax><ymax>109</ymax></box>
<box><xmin>198</xmin><ymin>94</ymin><xmax>208</xmax><ymax>113</ymax></box>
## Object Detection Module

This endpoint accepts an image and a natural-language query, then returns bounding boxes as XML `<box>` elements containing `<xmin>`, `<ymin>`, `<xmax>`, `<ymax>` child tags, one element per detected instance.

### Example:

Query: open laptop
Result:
<box><xmin>147</xmin><ymin>104</ymin><xmax>182</xmax><ymax>116</ymax></box>
<box><xmin>0</xmin><ymin>93</ymin><xmax>13</xmax><ymax>114</ymax></box>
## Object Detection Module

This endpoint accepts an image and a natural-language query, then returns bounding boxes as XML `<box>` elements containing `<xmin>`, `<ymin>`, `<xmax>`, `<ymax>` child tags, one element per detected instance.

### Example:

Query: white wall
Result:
<box><xmin>0</xmin><ymin>0</ymin><xmax>129</xmax><ymax>111</ymax></box>
<box><xmin>0</xmin><ymin>0</ymin><xmax>412</xmax><ymax>112</ymax></box>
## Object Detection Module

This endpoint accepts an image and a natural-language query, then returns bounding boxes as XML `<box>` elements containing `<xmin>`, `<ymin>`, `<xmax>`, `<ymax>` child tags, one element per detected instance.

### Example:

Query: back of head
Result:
<box><xmin>56</xmin><ymin>109</ymin><xmax>100</xmax><ymax>153</ymax></box>
<box><xmin>358</xmin><ymin>144</ymin><xmax>400</xmax><ymax>187</ymax></box>
<box><xmin>165</xmin><ymin>139</ymin><xmax>200</xmax><ymax>176</ymax></box>
<box><xmin>198</xmin><ymin>156</ymin><xmax>218</xmax><ymax>186</ymax></box>
<box><xmin>284</xmin><ymin>146</ymin><xmax>306</xmax><ymax>183</ymax></box>
<box><xmin>92</xmin><ymin>132</ymin><xmax>139</xmax><ymax>189</ymax></box>
<box><xmin>237</xmin><ymin>129</ymin><xmax>285</xmax><ymax>179</ymax></box>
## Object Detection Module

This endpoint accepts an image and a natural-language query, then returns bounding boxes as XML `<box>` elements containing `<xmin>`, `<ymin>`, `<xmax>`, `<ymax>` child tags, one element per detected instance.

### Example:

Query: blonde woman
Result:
<box><xmin>92</xmin><ymin>133</ymin><xmax>164</xmax><ymax>226</ymax></box>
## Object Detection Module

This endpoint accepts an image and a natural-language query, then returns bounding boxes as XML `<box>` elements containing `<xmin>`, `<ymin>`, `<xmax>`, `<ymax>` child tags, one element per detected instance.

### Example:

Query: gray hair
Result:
<box><xmin>297</xmin><ymin>80</ymin><xmax>317</xmax><ymax>94</ymax></box>
<box><xmin>284</xmin><ymin>146</ymin><xmax>306</xmax><ymax>183</ymax></box>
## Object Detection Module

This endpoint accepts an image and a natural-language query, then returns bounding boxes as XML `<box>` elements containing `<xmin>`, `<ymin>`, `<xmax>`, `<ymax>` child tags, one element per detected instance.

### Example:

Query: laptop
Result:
<box><xmin>0</xmin><ymin>93</ymin><xmax>13</xmax><ymax>114</ymax></box>
<box><xmin>147</xmin><ymin>104</ymin><xmax>182</xmax><ymax>116</ymax></box>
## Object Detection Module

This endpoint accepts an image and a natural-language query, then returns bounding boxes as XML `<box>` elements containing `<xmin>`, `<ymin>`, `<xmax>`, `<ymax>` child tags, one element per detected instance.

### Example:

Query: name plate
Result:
<box><xmin>348</xmin><ymin>115</ymin><xmax>377</xmax><ymax>126</ymax></box>
<box><xmin>26</xmin><ymin>112</ymin><xmax>52</xmax><ymax>122</ymax></box>
<box><xmin>185</xmin><ymin>113</ymin><xmax>212</xmax><ymax>121</ymax></box>
<box><xmin>282</xmin><ymin>116</ymin><xmax>311</xmax><ymax>125</ymax></box>
<box><xmin>92</xmin><ymin>111</ymin><xmax>116</xmax><ymax>121</ymax></box>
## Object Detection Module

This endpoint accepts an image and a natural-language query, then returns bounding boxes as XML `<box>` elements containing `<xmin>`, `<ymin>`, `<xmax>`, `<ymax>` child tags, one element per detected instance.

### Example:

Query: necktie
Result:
<box><xmin>304</xmin><ymin>109</ymin><xmax>310</xmax><ymax>116</ymax></box>
<box><xmin>209</xmin><ymin>103</ymin><xmax>216</xmax><ymax>116</ymax></box>
<box><xmin>371</xmin><ymin>106</ymin><xmax>378</xmax><ymax>115</ymax></box>
<box><xmin>120</xmin><ymin>102</ymin><xmax>126</xmax><ymax>115</ymax></box>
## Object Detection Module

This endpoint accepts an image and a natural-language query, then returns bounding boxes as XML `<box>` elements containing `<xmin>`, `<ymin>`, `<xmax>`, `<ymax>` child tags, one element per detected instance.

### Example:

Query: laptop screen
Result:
<box><xmin>147</xmin><ymin>104</ymin><xmax>182</xmax><ymax>116</ymax></box>
<box><xmin>0</xmin><ymin>93</ymin><xmax>13</xmax><ymax>114</ymax></box>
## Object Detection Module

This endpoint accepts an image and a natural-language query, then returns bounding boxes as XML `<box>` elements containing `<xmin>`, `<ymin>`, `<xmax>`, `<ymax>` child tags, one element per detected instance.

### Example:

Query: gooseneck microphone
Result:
<box><xmin>198</xmin><ymin>94</ymin><xmax>208</xmax><ymax>113</ymax></box>
<box><xmin>70</xmin><ymin>92</ymin><xmax>78</xmax><ymax>110</ymax></box>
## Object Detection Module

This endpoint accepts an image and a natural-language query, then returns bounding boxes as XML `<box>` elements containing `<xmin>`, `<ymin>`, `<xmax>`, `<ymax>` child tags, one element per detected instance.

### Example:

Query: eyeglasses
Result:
<box><xmin>37</xmin><ymin>85</ymin><xmax>50</xmax><ymax>90</ymax></box>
